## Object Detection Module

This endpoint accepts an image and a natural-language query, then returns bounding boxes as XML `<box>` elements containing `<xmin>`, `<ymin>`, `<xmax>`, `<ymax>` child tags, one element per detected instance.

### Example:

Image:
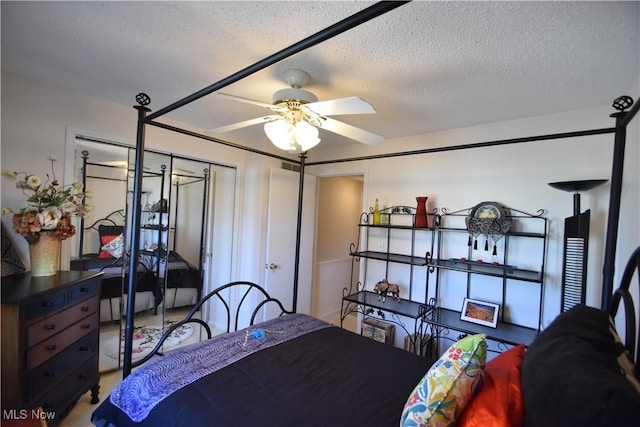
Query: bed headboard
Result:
<box><xmin>608</xmin><ymin>246</ymin><xmax>640</xmax><ymax>376</ymax></box>
<box><xmin>130</xmin><ymin>281</ymin><xmax>292</xmax><ymax>368</ymax></box>
<box><xmin>80</xmin><ymin>209</ymin><xmax>125</xmax><ymax>257</ymax></box>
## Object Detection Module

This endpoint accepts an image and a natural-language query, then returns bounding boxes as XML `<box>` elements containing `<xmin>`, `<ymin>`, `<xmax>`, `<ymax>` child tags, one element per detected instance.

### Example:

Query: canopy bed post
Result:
<box><xmin>123</xmin><ymin>94</ymin><xmax>151</xmax><ymax>377</ymax></box>
<box><xmin>199</xmin><ymin>168</ymin><xmax>209</xmax><ymax>297</ymax></box>
<box><xmin>602</xmin><ymin>96</ymin><xmax>635</xmax><ymax>310</ymax></box>
<box><xmin>292</xmin><ymin>152</ymin><xmax>307</xmax><ymax>312</ymax></box>
<box><xmin>78</xmin><ymin>150</ymin><xmax>90</xmax><ymax>258</ymax></box>
<box><xmin>156</xmin><ymin>164</ymin><xmax>167</xmax><ymax>279</ymax></box>
<box><xmin>173</xmin><ymin>169</ymin><xmax>180</xmax><ymax>252</ymax></box>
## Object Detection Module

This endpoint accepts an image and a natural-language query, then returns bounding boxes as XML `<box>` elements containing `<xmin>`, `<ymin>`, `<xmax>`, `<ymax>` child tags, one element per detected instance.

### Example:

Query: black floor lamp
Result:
<box><xmin>549</xmin><ymin>179</ymin><xmax>608</xmax><ymax>311</ymax></box>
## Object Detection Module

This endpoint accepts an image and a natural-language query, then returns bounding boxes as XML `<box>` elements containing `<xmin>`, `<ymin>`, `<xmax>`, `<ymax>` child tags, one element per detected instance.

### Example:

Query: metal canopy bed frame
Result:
<box><xmin>121</xmin><ymin>0</ymin><xmax>639</xmax><ymax>377</ymax></box>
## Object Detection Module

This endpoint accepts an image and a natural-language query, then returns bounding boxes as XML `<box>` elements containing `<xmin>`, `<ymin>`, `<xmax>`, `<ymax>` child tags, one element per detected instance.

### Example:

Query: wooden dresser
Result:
<box><xmin>1</xmin><ymin>271</ymin><xmax>103</xmax><ymax>424</ymax></box>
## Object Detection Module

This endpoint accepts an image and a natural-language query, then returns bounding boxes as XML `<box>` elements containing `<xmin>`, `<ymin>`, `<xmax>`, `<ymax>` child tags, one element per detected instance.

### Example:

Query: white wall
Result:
<box><xmin>309</xmin><ymin>102</ymin><xmax>640</xmax><ymax>329</ymax></box>
<box><xmin>314</xmin><ymin>176</ymin><xmax>363</xmax><ymax>320</ymax></box>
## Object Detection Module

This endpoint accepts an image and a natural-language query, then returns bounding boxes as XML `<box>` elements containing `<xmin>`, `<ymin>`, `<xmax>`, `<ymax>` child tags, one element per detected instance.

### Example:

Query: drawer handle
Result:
<box><xmin>80</xmin><ymin>286</ymin><xmax>89</xmax><ymax>292</ymax></box>
<box><xmin>81</xmin><ymin>306</ymin><xmax>90</xmax><ymax>312</ymax></box>
<box><xmin>44</xmin><ymin>370</ymin><xmax>56</xmax><ymax>377</ymax></box>
<box><xmin>79</xmin><ymin>345</ymin><xmax>89</xmax><ymax>352</ymax></box>
<box><xmin>78</xmin><ymin>373</ymin><xmax>88</xmax><ymax>380</ymax></box>
<box><xmin>45</xmin><ymin>324</ymin><xmax>56</xmax><ymax>330</ymax></box>
<box><xmin>46</xmin><ymin>344</ymin><xmax>57</xmax><ymax>351</ymax></box>
<box><xmin>81</xmin><ymin>323</ymin><xmax>91</xmax><ymax>329</ymax></box>
<box><xmin>41</xmin><ymin>301</ymin><xmax>54</xmax><ymax>308</ymax></box>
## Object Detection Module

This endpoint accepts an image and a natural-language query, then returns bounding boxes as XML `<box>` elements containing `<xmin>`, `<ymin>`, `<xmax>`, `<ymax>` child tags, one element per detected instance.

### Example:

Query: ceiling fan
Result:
<box><xmin>208</xmin><ymin>69</ymin><xmax>384</xmax><ymax>151</ymax></box>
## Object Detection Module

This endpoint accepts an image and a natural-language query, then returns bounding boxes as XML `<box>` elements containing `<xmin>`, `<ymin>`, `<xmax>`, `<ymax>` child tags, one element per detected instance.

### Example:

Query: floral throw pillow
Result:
<box><xmin>401</xmin><ymin>334</ymin><xmax>487</xmax><ymax>427</ymax></box>
<box><xmin>101</xmin><ymin>233</ymin><xmax>124</xmax><ymax>258</ymax></box>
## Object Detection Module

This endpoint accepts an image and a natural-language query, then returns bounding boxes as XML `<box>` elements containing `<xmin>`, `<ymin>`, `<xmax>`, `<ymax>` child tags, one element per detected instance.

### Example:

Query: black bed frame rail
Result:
<box><xmin>132</xmin><ymin>281</ymin><xmax>292</xmax><ymax>368</ymax></box>
<box><xmin>608</xmin><ymin>245</ymin><xmax>640</xmax><ymax>377</ymax></box>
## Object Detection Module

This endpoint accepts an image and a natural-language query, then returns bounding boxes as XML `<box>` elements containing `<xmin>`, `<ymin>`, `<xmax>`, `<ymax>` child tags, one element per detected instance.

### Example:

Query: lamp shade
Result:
<box><xmin>264</xmin><ymin>120</ymin><xmax>293</xmax><ymax>151</ymax></box>
<box><xmin>294</xmin><ymin>120</ymin><xmax>320</xmax><ymax>151</ymax></box>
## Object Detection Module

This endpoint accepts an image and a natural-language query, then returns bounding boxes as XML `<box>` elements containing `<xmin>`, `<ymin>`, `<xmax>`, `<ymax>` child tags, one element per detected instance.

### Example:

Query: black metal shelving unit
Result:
<box><xmin>139</xmin><ymin>165</ymin><xmax>168</xmax><ymax>279</ymax></box>
<box><xmin>341</xmin><ymin>203</ymin><xmax>548</xmax><ymax>356</ymax></box>
<box><xmin>341</xmin><ymin>206</ymin><xmax>436</xmax><ymax>355</ymax></box>
<box><xmin>427</xmin><ymin>205</ymin><xmax>548</xmax><ymax>352</ymax></box>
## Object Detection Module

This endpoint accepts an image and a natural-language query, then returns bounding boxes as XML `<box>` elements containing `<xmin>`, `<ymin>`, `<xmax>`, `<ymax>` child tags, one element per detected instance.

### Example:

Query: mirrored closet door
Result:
<box><xmin>72</xmin><ymin>137</ymin><xmax>223</xmax><ymax>373</ymax></box>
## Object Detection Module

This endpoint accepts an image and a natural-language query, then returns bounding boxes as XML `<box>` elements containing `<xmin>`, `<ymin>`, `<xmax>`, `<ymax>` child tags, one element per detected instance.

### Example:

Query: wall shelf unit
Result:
<box><xmin>427</xmin><ymin>204</ymin><xmax>548</xmax><ymax>352</ymax></box>
<box><xmin>341</xmin><ymin>207</ymin><xmax>436</xmax><ymax>355</ymax></box>
<box><xmin>139</xmin><ymin>165</ymin><xmax>169</xmax><ymax>275</ymax></box>
<box><xmin>341</xmin><ymin>203</ymin><xmax>548</xmax><ymax>356</ymax></box>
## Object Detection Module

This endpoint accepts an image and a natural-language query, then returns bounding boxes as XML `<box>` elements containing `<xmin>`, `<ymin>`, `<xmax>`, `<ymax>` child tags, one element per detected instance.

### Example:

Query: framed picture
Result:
<box><xmin>460</xmin><ymin>298</ymin><xmax>500</xmax><ymax>328</ymax></box>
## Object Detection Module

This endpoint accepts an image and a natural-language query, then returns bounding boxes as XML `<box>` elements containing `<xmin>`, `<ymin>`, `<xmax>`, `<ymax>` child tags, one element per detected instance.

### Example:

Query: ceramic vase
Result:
<box><xmin>29</xmin><ymin>231</ymin><xmax>60</xmax><ymax>277</ymax></box>
<box><xmin>414</xmin><ymin>196</ymin><xmax>429</xmax><ymax>228</ymax></box>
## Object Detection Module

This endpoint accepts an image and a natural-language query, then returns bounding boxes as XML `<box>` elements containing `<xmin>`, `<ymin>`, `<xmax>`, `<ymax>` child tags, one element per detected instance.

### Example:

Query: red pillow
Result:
<box><xmin>99</xmin><ymin>235</ymin><xmax>118</xmax><ymax>258</ymax></box>
<box><xmin>456</xmin><ymin>344</ymin><xmax>525</xmax><ymax>427</ymax></box>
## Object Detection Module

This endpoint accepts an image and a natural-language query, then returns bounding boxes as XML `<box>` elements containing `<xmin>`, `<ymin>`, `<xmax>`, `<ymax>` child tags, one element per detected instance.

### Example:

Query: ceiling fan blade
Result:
<box><xmin>207</xmin><ymin>115</ymin><xmax>280</xmax><ymax>134</ymax></box>
<box><xmin>214</xmin><ymin>92</ymin><xmax>275</xmax><ymax>110</ymax></box>
<box><xmin>319</xmin><ymin>117</ymin><xmax>384</xmax><ymax>146</ymax></box>
<box><xmin>305</xmin><ymin>96</ymin><xmax>376</xmax><ymax>116</ymax></box>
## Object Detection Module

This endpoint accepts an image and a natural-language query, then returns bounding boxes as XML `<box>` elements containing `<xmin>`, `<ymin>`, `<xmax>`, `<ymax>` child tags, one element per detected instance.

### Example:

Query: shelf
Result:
<box><xmin>343</xmin><ymin>291</ymin><xmax>431</xmax><ymax>320</ymax></box>
<box><xmin>429</xmin><ymin>258</ymin><xmax>542</xmax><ymax>283</ymax></box>
<box><xmin>435</xmin><ymin>226</ymin><xmax>546</xmax><ymax>239</ymax></box>
<box><xmin>141</xmin><ymin>225</ymin><xmax>168</xmax><ymax>231</ymax></box>
<box><xmin>350</xmin><ymin>251</ymin><xmax>428</xmax><ymax>266</ymax></box>
<box><xmin>140</xmin><ymin>248</ymin><xmax>167</xmax><ymax>257</ymax></box>
<box><xmin>426</xmin><ymin>307</ymin><xmax>538</xmax><ymax>346</ymax></box>
<box><xmin>359</xmin><ymin>223</ymin><xmax>434</xmax><ymax>231</ymax></box>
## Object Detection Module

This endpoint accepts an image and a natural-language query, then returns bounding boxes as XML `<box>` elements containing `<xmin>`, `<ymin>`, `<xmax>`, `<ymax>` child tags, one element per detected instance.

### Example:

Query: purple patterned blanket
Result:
<box><xmin>110</xmin><ymin>313</ymin><xmax>332</xmax><ymax>422</ymax></box>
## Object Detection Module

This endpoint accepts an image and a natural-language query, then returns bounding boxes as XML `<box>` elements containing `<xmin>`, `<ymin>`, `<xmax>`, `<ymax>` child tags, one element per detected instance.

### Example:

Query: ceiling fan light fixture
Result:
<box><xmin>264</xmin><ymin>119</ymin><xmax>320</xmax><ymax>152</ymax></box>
<box><xmin>211</xmin><ymin>68</ymin><xmax>383</xmax><ymax>147</ymax></box>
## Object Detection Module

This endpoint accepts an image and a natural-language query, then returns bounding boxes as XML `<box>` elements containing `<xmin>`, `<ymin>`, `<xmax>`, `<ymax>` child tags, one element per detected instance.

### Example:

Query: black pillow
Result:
<box><xmin>98</xmin><ymin>224</ymin><xmax>124</xmax><ymax>238</ymax></box>
<box><xmin>1</xmin><ymin>223</ymin><xmax>26</xmax><ymax>276</ymax></box>
<box><xmin>521</xmin><ymin>304</ymin><xmax>640</xmax><ymax>427</ymax></box>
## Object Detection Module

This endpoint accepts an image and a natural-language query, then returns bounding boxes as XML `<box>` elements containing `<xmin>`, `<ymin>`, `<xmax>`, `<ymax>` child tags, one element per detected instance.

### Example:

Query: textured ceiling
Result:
<box><xmin>2</xmin><ymin>1</ymin><xmax>639</xmax><ymax>152</ymax></box>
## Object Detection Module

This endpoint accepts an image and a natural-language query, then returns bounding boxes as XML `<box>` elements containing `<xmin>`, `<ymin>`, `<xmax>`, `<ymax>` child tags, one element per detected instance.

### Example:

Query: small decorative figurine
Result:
<box><xmin>374</xmin><ymin>279</ymin><xmax>400</xmax><ymax>302</ymax></box>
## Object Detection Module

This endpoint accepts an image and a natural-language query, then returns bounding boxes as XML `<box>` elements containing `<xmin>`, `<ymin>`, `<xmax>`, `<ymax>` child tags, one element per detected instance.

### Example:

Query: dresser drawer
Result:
<box><xmin>39</xmin><ymin>357</ymin><xmax>98</xmax><ymax>422</ymax></box>
<box><xmin>26</xmin><ymin>295</ymin><xmax>99</xmax><ymax>348</ymax></box>
<box><xmin>25</xmin><ymin>289</ymin><xmax>68</xmax><ymax>322</ymax></box>
<box><xmin>27</xmin><ymin>314</ymin><xmax>98</xmax><ymax>369</ymax></box>
<box><xmin>28</xmin><ymin>331</ymin><xmax>98</xmax><ymax>402</ymax></box>
<box><xmin>69</xmin><ymin>278</ymin><xmax>99</xmax><ymax>303</ymax></box>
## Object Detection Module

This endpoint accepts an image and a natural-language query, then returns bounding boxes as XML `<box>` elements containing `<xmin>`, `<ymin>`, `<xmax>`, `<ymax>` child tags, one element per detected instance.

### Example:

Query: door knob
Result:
<box><xmin>266</xmin><ymin>263</ymin><xmax>278</xmax><ymax>270</ymax></box>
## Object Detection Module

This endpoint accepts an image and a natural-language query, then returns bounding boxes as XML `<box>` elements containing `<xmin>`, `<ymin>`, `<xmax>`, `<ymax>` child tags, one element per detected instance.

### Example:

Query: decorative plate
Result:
<box><xmin>471</xmin><ymin>202</ymin><xmax>506</xmax><ymax>220</ymax></box>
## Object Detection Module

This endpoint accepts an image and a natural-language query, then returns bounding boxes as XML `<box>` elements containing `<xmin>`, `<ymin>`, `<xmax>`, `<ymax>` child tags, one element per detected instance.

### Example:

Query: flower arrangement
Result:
<box><xmin>2</xmin><ymin>155</ymin><xmax>92</xmax><ymax>243</ymax></box>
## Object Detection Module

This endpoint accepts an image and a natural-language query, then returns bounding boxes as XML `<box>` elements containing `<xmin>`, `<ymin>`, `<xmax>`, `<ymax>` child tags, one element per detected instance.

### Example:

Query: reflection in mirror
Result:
<box><xmin>72</xmin><ymin>138</ymin><xmax>131</xmax><ymax>372</ymax></box>
<box><xmin>73</xmin><ymin>136</ymin><xmax>237</xmax><ymax>374</ymax></box>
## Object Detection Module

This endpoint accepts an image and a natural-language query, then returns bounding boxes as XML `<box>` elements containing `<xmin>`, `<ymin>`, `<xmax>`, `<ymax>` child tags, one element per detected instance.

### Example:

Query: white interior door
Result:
<box><xmin>264</xmin><ymin>168</ymin><xmax>316</xmax><ymax>318</ymax></box>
